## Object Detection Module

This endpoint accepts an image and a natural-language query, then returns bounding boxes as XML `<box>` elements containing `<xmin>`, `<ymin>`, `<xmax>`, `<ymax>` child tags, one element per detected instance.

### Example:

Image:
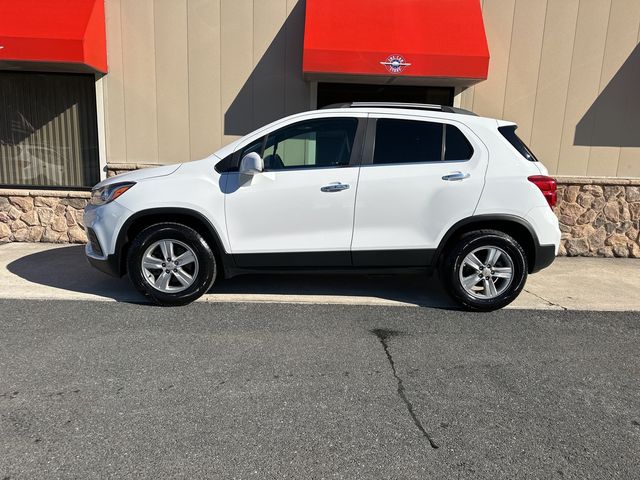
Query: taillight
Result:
<box><xmin>528</xmin><ymin>175</ymin><xmax>557</xmax><ymax>208</ymax></box>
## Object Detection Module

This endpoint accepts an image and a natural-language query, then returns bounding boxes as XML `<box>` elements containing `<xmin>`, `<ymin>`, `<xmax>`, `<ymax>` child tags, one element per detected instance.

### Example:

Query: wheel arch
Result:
<box><xmin>114</xmin><ymin>208</ymin><xmax>229</xmax><ymax>276</ymax></box>
<box><xmin>435</xmin><ymin>214</ymin><xmax>540</xmax><ymax>274</ymax></box>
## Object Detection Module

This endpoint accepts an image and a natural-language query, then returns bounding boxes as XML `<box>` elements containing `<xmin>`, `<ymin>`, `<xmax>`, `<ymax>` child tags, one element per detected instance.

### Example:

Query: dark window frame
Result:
<box><xmin>317</xmin><ymin>82</ymin><xmax>455</xmax><ymax>109</ymax></box>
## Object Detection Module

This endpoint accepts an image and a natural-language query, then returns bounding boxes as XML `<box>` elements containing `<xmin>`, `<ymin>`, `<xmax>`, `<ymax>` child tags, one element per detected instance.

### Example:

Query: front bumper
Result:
<box><xmin>86</xmin><ymin>251</ymin><xmax>122</xmax><ymax>277</ymax></box>
<box><xmin>84</xmin><ymin>200</ymin><xmax>132</xmax><ymax>277</ymax></box>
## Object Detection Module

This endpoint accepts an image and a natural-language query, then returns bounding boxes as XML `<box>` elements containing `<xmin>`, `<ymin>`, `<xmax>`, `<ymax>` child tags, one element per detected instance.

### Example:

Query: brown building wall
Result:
<box><xmin>102</xmin><ymin>0</ymin><xmax>310</xmax><ymax>167</ymax></box>
<box><xmin>102</xmin><ymin>0</ymin><xmax>640</xmax><ymax>179</ymax></box>
<box><xmin>461</xmin><ymin>0</ymin><xmax>640</xmax><ymax>178</ymax></box>
<box><xmin>3</xmin><ymin>0</ymin><xmax>640</xmax><ymax>254</ymax></box>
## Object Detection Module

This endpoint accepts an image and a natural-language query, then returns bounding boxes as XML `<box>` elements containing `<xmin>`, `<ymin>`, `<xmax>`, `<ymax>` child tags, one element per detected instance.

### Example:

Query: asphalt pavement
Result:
<box><xmin>1</xmin><ymin>300</ymin><xmax>639</xmax><ymax>479</ymax></box>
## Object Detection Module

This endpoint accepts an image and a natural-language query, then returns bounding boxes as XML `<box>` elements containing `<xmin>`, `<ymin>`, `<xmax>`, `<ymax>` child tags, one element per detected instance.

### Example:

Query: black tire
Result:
<box><xmin>440</xmin><ymin>229</ymin><xmax>527</xmax><ymax>312</ymax></box>
<box><xmin>127</xmin><ymin>222</ymin><xmax>217</xmax><ymax>306</ymax></box>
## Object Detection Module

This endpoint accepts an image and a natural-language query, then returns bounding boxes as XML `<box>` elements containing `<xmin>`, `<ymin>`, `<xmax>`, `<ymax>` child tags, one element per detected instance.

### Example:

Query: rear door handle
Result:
<box><xmin>321</xmin><ymin>182</ymin><xmax>350</xmax><ymax>192</ymax></box>
<box><xmin>442</xmin><ymin>172</ymin><xmax>470</xmax><ymax>181</ymax></box>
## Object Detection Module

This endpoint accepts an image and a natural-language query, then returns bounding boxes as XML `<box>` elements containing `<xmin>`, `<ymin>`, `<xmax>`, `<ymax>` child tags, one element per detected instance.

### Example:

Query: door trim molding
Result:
<box><xmin>233</xmin><ymin>249</ymin><xmax>435</xmax><ymax>269</ymax></box>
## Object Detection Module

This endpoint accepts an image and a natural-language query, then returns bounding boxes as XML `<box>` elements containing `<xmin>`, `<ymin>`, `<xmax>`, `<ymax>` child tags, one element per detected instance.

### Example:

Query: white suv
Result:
<box><xmin>84</xmin><ymin>103</ymin><xmax>560</xmax><ymax>311</ymax></box>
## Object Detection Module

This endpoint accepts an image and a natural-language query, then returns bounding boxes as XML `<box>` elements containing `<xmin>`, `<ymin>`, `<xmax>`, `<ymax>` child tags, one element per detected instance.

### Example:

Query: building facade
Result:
<box><xmin>1</xmin><ymin>0</ymin><xmax>639</xmax><ymax>257</ymax></box>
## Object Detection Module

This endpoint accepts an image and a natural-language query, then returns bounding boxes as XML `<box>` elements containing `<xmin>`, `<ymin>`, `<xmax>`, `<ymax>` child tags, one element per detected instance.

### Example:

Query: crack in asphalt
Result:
<box><xmin>523</xmin><ymin>289</ymin><xmax>568</xmax><ymax>311</ymax></box>
<box><xmin>371</xmin><ymin>328</ymin><xmax>439</xmax><ymax>449</ymax></box>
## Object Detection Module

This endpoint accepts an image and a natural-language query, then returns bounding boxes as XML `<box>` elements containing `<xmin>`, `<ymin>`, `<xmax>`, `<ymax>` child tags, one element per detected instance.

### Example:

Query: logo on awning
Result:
<box><xmin>380</xmin><ymin>55</ymin><xmax>411</xmax><ymax>74</ymax></box>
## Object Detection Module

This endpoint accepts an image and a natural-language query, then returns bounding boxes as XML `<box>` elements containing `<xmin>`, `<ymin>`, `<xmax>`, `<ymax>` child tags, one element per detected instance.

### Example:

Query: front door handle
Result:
<box><xmin>321</xmin><ymin>182</ymin><xmax>350</xmax><ymax>193</ymax></box>
<box><xmin>442</xmin><ymin>172</ymin><xmax>471</xmax><ymax>181</ymax></box>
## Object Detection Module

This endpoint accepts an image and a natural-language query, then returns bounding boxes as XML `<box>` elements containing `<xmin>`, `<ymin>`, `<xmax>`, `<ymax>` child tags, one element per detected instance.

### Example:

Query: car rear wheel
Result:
<box><xmin>441</xmin><ymin>229</ymin><xmax>527</xmax><ymax>311</ymax></box>
<box><xmin>127</xmin><ymin>222</ymin><xmax>217</xmax><ymax>306</ymax></box>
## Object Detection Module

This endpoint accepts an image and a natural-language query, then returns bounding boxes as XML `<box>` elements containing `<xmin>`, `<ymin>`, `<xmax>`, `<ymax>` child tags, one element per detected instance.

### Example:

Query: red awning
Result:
<box><xmin>0</xmin><ymin>0</ymin><xmax>107</xmax><ymax>74</ymax></box>
<box><xmin>303</xmin><ymin>0</ymin><xmax>489</xmax><ymax>84</ymax></box>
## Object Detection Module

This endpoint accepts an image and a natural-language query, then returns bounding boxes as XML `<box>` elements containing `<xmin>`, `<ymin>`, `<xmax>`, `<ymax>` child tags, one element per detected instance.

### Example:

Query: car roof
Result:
<box><xmin>321</xmin><ymin>101</ymin><xmax>477</xmax><ymax>116</ymax></box>
<box><xmin>211</xmin><ymin>103</ymin><xmax>503</xmax><ymax>160</ymax></box>
<box><xmin>316</xmin><ymin>103</ymin><xmax>501</xmax><ymax>127</ymax></box>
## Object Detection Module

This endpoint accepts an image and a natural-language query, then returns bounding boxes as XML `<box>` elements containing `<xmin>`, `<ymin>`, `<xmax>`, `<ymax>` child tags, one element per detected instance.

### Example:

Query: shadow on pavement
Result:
<box><xmin>6</xmin><ymin>245</ymin><xmax>144</xmax><ymax>303</ymax></box>
<box><xmin>7</xmin><ymin>245</ymin><xmax>456</xmax><ymax>308</ymax></box>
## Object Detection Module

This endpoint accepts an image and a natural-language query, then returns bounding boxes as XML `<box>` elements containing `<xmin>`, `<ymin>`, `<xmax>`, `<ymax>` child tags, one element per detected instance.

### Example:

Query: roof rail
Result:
<box><xmin>320</xmin><ymin>101</ymin><xmax>477</xmax><ymax>116</ymax></box>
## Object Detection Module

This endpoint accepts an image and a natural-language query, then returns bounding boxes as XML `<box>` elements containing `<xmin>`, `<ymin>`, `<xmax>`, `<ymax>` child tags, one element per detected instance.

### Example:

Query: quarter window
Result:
<box><xmin>239</xmin><ymin>138</ymin><xmax>264</xmax><ymax>159</ymax></box>
<box><xmin>444</xmin><ymin>124</ymin><xmax>474</xmax><ymax>161</ymax></box>
<box><xmin>372</xmin><ymin>119</ymin><xmax>473</xmax><ymax>165</ymax></box>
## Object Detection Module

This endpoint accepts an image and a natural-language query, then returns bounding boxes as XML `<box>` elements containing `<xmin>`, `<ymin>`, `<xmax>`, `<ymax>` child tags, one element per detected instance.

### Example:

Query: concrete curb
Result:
<box><xmin>1</xmin><ymin>243</ymin><xmax>638</xmax><ymax>311</ymax></box>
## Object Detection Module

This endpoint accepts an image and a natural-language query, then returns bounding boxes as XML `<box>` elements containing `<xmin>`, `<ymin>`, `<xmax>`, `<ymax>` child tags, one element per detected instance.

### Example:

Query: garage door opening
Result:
<box><xmin>316</xmin><ymin>83</ymin><xmax>454</xmax><ymax>109</ymax></box>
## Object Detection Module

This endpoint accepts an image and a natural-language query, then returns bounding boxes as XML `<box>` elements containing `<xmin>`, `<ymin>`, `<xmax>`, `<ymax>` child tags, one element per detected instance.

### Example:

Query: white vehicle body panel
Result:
<box><xmin>84</xmin><ymin>199</ymin><xmax>133</xmax><ymax>258</ymax></box>
<box><xmin>84</xmin><ymin>105</ymin><xmax>560</xmax><ymax>278</ymax></box>
<box><xmin>352</xmin><ymin>113</ymin><xmax>488</xmax><ymax>251</ymax></box>
<box><xmin>224</xmin><ymin>167</ymin><xmax>360</xmax><ymax>253</ymax></box>
<box><xmin>473</xmin><ymin>120</ymin><xmax>552</xmax><ymax>226</ymax></box>
<box><xmin>87</xmin><ymin>158</ymin><xmax>229</xmax><ymax>257</ymax></box>
<box><xmin>222</xmin><ymin>111</ymin><xmax>367</xmax><ymax>254</ymax></box>
<box><xmin>525</xmin><ymin>206</ymin><xmax>562</xmax><ymax>252</ymax></box>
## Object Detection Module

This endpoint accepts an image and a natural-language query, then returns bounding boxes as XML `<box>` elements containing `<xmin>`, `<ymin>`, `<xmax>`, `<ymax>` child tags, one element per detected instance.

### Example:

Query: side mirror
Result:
<box><xmin>239</xmin><ymin>152</ymin><xmax>264</xmax><ymax>175</ymax></box>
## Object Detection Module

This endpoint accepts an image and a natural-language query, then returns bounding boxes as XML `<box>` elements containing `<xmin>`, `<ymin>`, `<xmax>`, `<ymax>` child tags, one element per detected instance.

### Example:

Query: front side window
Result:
<box><xmin>373</xmin><ymin>119</ymin><xmax>474</xmax><ymax>165</ymax></box>
<box><xmin>0</xmin><ymin>72</ymin><xmax>100</xmax><ymax>188</ymax></box>
<box><xmin>262</xmin><ymin>118</ymin><xmax>358</xmax><ymax>170</ymax></box>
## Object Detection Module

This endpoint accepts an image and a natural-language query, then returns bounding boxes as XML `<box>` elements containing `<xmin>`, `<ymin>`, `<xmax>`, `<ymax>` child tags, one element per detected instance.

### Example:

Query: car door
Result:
<box><xmin>351</xmin><ymin>114</ymin><xmax>488</xmax><ymax>266</ymax></box>
<box><xmin>224</xmin><ymin>115</ymin><xmax>366</xmax><ymax>267</ymax></box>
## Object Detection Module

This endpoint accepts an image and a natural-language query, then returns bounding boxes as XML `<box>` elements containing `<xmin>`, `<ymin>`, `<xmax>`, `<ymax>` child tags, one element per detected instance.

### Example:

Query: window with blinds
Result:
<box><xmin>0</xmin><ymin>72</ymin><xmax>100</xmax><ymax>189</ymax></box>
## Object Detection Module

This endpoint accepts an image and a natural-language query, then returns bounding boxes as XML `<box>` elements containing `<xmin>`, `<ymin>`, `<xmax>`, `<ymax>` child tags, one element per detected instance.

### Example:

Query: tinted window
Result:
<box><xmin>215</xmin><ymin>152</ymin><xmax>238</xmax><ymax>173</ymax></box>
<box><xmin>0</xmin><ymin>72</ymin><xmax>99</xmax><ymax>188</ymax></box>
<box><xmin>444</xmin><ymin>124</ymin><xmax>474</xmax><ymax>160</ymax></box>
<box><xmin>373</xmin><ymin>119</ymin><xmax>442</xmax><ymax>164</ymax></box>
<box><xmin>240</xmin><ymin>138</ymin><xmax>264</xmax><ymax>159</ymax></box>
<box><xmin>262</xmin><ymin>118</ymin><xmax>358</xmax><ymax>170</ymax></box>
<box><xmin>215</xmin><ymin>139</ymin><xmax>265</xmax><ymax>173</ymax></box>
<box><xmin>499</xmin><ymin>125</ymin><xmax>538</xmax><ymax>162</ymax></box>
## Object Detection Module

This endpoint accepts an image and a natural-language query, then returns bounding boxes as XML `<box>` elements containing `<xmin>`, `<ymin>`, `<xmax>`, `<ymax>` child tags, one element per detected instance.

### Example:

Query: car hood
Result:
<box><xmin>92</xmin><ymin>164</ymin><xmax>182</xmax><ymax>189</ymax></box>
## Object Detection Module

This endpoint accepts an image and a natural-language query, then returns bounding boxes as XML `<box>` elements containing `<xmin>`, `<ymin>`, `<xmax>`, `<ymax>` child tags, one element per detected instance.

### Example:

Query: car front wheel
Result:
<box><xmin>127</xmin><ymin>222</ymin><xmax>217</xmax><ymax>306</ymax></box>
<box><xmin>441</xmin><ymin>229</ymin><xmax>527</xmax><ymax>311</ymax></box>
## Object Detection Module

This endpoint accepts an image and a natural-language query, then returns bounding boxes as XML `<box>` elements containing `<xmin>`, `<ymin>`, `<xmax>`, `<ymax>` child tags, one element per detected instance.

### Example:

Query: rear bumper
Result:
<box><xmin>525</xmin><ymin>206</ymin><xmax>560</xmax><ymax>273</ymax></box>
<box><xmin>531</xmin><ymin>244</ymin><xmax>556</xmax><ymax>273</ymax></box>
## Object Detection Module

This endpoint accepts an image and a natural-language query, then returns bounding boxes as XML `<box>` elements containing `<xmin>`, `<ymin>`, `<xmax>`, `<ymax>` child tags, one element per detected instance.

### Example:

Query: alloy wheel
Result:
<box><xmin>458</xmin><ymin>246</ymin><xmax>514</xmax><ymax>299</ymax></box>
<box><xmin>141</xmin><ymin>239</ymin><xmax>199</xmax><ymax>293</ymax></box>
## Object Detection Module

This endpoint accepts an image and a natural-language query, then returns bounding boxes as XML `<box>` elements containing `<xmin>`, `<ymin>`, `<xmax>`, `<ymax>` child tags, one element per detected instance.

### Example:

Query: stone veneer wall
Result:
<box><xmin>1</xmin><ymin>172</ymin><xmax>640</xmax><ymax>258</ymax></box>
<box><xmin>0</xmin><ymin>189</ymin><xmax>89</xmax><ymax>244</ymax></box>
<box><xmin>554</xmin><ymin>177</ymin><xmax>640</xmax><ymax>258</ymax></box>
<box><xmin>0</xmin><ymin>165</ymin><xmax>159</xmax><ymax>245</ymax></box>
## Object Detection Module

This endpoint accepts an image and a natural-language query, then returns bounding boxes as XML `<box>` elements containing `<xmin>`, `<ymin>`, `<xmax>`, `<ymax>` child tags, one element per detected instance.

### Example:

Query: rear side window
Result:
<box><xmin>499</xmin><ymin>125</ymin><xmax>538</xmax><ymax>162</ymax></box>
<box><xmin>374</xmin><ymin>119</ymin><xmax>441</xmax><ymax>164</ymax></box>
<box><xmin>373</xmin><ymin>119</ymin><xmax>473</xmax><ymax>165</ymax></box>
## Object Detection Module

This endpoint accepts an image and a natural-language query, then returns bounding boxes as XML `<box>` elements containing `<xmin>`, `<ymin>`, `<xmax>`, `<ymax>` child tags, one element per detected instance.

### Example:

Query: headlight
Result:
<box><xmin>90</xmin><ymin>182</ymin><xmax>135</xmax><ymax>206</ymax></box>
